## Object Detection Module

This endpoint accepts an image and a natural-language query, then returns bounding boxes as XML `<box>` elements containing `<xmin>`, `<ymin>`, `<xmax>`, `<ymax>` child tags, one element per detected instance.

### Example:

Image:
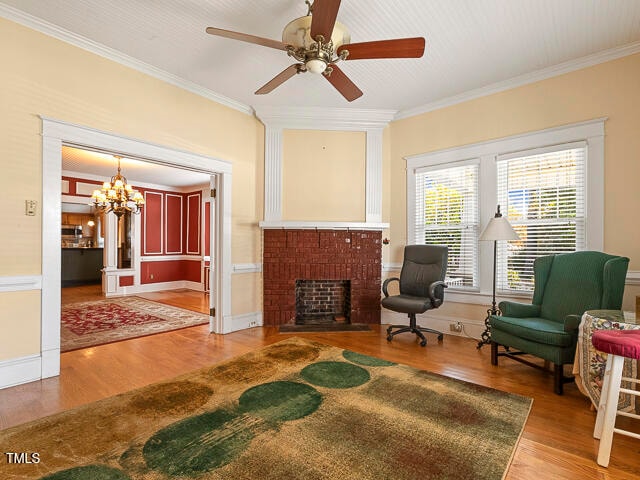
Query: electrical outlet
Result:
<box><xmin>449</xmin><ymin>322</ymin><xmax>463</xmax><ymax>333</ymax></box>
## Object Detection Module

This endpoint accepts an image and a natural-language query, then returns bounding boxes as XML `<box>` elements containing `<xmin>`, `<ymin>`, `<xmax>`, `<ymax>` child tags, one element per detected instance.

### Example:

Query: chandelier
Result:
<box><xmin>91</xmin><ymin>155</ymin><xmax>145</xmax><ymax>217</ymax></box>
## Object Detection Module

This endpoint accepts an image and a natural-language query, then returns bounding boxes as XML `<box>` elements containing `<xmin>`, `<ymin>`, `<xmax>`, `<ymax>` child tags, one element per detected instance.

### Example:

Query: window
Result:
<box><xmin>497</xmin><ymin>143</ymin><xmax>586</xmax><ymax>293</ymax></box>
<box><xmin>405</xmin><ymin>119</ymin><xmax>604</xmax><ymax>303</ymax></box>
<box><xmin>413</xmin><ymin>162</ymin><xmax>479</xmax><ymax>288</ymax></box>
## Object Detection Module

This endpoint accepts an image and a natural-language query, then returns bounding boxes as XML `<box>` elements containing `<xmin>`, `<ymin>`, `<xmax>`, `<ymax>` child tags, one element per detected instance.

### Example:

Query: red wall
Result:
<box><xmin>186</xmin><ymin>192</ymin><xmax>201</xmax><ymax>254</ymax></box>
<box><xmin>165</xmin><ymin>194</ymin><xmax>183</xmax><ymax>254</ymax></box>
<box><xmin>64</xmin><ymin>174</ymin><xmax>205</xmax><ymax>286</ymax></box>
<box><xmin>141</xmin><ymin>188</ymin><xmax>201</xmax><ymax>257</ymax></box>
<box><xmin>62</xmin><ymin>176</ymin><xmax>102</xmax><ymax>196</ymax></box>
<box><xmin>141</xmin><ymin>260</ymin><xmax>202</xmax><ymax>284</ymax></box>
<box><xmin>143</xmin><ymin>191</ymin><xmax>163</xmax><ymax>254</ymax></box>
<box><xmin>204</xmin><ymin>201</ymin><xmax>211</xmax><ymax>257</ymax></box>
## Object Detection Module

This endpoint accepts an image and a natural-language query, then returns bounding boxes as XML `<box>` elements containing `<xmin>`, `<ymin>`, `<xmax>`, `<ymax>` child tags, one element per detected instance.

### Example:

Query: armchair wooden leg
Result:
<box><xmin>490</xmin><ymin>341</ymin><xmax>498</xmax><ymax>366</ymax></box>
<box><xmin>554</xmin><ymin>364</ymin><xmax>563</xmax><ymax>395</ymax></box>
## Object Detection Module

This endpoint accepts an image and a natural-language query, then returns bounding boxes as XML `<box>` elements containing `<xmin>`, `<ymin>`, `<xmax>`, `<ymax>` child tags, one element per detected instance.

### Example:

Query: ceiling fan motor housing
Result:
<box><xmin>282</xmin><ymin>15</ymin><xmax>350</xmax><ymax>50</ymax></box>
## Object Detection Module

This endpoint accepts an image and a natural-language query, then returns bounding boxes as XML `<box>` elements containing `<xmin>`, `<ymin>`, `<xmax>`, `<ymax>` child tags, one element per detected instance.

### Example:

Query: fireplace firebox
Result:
<box><xmin>295</xmin><ymin>279</ymin><xmax>351</xmax><ymax>324</ymax></box>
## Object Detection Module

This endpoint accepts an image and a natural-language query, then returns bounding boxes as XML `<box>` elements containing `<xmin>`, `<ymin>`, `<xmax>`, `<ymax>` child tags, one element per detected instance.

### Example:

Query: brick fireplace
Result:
<box><xmin>262</xmin><ymin>229</ymin><xmax>382</xmax><ymax>325</ymax></box>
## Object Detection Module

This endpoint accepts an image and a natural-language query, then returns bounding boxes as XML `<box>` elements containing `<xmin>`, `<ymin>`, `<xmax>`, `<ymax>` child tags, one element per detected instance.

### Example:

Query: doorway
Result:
<box><xmin>41</xmin><ymin>117</ymin><xmax>232</xmax><ymax>380</ymax></box>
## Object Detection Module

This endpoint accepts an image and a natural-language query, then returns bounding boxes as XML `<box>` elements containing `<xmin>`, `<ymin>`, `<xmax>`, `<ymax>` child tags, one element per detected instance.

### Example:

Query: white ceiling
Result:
<box><xmin>2</xmin><ymin>0</ymin><xmax>640</xmax><ymax>116</ymax></box>
<box><xmin>62</xmin><ymin>146</ymin><xmax>211</xmax><ymax>189</ymax></box>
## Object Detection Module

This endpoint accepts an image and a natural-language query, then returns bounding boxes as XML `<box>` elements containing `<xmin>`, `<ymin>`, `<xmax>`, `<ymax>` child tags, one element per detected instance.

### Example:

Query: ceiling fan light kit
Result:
<box><xmin>206</xmin><ymin>0</ymin><xmax>425</xmax><ymax>102</ymax></box>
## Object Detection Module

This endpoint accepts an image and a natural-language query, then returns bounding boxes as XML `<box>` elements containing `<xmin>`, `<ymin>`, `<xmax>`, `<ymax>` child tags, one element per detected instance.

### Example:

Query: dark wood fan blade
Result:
<box><xmin>338</xmin><ymin>37</ymin><xmax>425</xmax><ymax>60</ymax></box>
<box><xmin>255</xmin><ymin>64</ymin><xmax>301</xmax><ymax>95</ymax></box>
<box><xmin>206</xmin><ymin>27</ymin><xmax>287</xmax><ymax>51</ymax></box>
<box><xmin>324</xmin><ymin>64</ymin><xmax>362</xmax><ymax>102</ymax></box>
<box><xmin>310</xmin><ymin>0</ymin><xmax>341</xmax><ymax>40</ymax></box>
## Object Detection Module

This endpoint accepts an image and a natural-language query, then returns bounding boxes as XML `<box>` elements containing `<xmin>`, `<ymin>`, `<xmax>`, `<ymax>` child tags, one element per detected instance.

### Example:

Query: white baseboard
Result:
<box><xmin>381</xmin><ymin>310</ymin><xmax>485</xmax><ymax>340</ymax></box>
<box><xmin>228</xmin><ymin>311</ymin><xmax>263</xmax><ymax>333</ymax></box>
<box><xmin>41</xmin><ymin>348</ymin><xmax>61</xmax><ymax>379</ymax></box>
<box><xmin>110</xmin><ymin>280</ymin><xmax>203</xmax><ymax>296</ymax></box>
<box><xmin>0</xmin><ymin>354</ymin><xmax>41</xmax><ymax>389</ymax></box>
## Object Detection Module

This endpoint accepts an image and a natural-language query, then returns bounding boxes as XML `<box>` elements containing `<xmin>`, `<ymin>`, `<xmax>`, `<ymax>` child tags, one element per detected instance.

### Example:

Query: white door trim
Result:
<box><xmin>41</xmin><ymin>116</ymin><xmax>233</xmax><ymax>379</ymax></box>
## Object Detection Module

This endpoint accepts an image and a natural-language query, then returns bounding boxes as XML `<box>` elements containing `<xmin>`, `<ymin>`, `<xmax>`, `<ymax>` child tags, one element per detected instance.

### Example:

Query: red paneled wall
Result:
<box><xmin>141</xmin><ymin>260</ymin><xmax>201</xmax><ymax>284</ymax></box>
<box><xmin>143</xmin><ymin>191</ymin><xmax>163</xmax><ymax>255</ymax></box>
<box><xmin>62</xmin><ymin>176</ymin><xmax>102</xmax><ymax>196</ymax></box>
<box><xmin>263</xmin><ymin>229</ymin><xmax>382</xmax><ymax>326</ymax></box>
<box><xmin>165</xmin><ymin>194</ymin><xmax>183</xmax><ymax>254</ymax></box>
<box><xmin>63</xmin><ymin>173</ymin><xmax>206</xmax><ymax>287</ymax></box>
<box><xmin>141</xmin><ymin>189</ymin><xmax>201</xmax><ymax>257</ymax></box>
<box><xmin>186</xmin><ymin>193</ymin><xmax>201</xmax><ymax>255</ymax></box>
<box><xmin>204</xmin><ymin>201</ymin><xmax>211</xmax><ymax>257</ymax></box>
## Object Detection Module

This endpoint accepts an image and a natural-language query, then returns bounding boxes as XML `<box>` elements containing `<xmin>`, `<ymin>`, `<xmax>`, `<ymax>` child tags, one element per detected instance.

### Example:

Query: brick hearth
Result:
<box><xmin>263</xmin><ymin>229</ymin><xmax>382</xmax><ymax>325</ymax></box>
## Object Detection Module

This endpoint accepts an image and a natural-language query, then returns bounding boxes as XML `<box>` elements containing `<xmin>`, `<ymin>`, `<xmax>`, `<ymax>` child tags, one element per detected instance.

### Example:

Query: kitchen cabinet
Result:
<box><xmin>61</xmin><ymin>248</ymin><xmax>104</xmax><ymax>287</ymax></box>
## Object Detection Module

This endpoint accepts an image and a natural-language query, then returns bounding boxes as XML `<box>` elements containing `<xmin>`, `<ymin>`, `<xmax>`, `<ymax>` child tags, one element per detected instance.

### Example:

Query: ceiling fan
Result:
<box><xmin>205</xmin><ymin>0</ymin><xmax>425</xmax><ymax>102</ymax></box>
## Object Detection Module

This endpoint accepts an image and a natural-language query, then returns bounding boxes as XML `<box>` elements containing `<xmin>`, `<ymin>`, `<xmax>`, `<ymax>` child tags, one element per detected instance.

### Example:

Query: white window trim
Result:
<box><xmin>405</xmin><ymin>118</ymin><xmax>605</xmax><ymax>305</ymax></box>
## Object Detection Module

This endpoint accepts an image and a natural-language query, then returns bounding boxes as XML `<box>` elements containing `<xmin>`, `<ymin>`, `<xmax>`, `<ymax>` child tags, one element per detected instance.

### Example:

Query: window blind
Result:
<box><xmin>496</xmin><ymin>143</ymin><xmax>586</xmax><ymax>293</ymax></box>
<box><xmin>414</xmin><ymin>162</ymin><xmax>479</xmax><ymax>288</ymax></box>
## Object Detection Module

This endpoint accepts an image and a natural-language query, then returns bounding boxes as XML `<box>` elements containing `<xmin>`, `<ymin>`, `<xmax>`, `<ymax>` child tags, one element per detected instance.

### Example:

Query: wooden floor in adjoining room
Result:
<box><xmin>2</xmin><ymin>293</ymin><xmax>639</xmax><ymax>478</ymax></box>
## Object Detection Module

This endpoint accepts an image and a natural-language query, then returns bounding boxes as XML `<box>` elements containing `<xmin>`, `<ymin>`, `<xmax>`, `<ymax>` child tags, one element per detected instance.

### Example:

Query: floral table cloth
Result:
<box><xmin>573</xmin><ymin>310</ymin><xmax>639</xmax><ymax>411</ymax></box>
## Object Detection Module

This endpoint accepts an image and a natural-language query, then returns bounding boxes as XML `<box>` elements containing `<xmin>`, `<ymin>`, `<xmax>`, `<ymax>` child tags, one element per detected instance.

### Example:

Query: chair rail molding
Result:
<box><xmin>0</xmin><ymin>275</ymin><xmax>42</xmax><ymax>292</ymax></box>
<box><xmin>255</xmin><ymin>106</ymin><xmax>395</xmax><ymax>225</ymax></box>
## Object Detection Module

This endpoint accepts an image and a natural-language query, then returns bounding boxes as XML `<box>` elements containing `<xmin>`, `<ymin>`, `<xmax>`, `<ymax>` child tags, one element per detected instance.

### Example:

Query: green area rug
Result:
<box><xmin>0</xmin><ymin>338</ymin><xmax>532</xmax><ymax>479</ymax></box>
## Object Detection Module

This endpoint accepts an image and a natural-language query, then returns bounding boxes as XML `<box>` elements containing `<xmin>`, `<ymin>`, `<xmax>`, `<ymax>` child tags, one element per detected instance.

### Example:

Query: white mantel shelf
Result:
<box><xmin>259</xmin><ymin>221</ymin><xmax>389</xmax><ymax>231</ymax></box>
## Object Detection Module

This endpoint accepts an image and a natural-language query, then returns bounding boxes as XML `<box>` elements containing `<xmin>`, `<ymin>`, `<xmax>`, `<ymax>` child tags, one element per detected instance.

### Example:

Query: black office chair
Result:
<box><xmin>382</xmin><ymin>245</ymin><xmax>448</xmax><ymax>347</ymax></box>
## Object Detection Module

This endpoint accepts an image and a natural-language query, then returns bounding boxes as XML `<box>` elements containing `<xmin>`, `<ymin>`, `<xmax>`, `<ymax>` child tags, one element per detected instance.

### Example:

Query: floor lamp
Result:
<box><xmin>477</xmin><ymin>205</ymin><xmax>519</xmax><ymax>349</ymax></box>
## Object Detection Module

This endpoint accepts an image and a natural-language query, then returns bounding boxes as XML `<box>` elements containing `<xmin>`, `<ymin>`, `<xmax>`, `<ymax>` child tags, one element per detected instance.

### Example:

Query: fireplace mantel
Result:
<box><xmin>259</xmin><ymin>221</ymin><xmax>389</xmax><ymax>231</ymax></box>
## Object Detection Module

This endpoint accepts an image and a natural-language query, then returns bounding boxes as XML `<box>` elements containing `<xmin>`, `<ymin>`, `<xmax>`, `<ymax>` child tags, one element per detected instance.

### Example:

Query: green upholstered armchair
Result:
<box><xmin>489</xmin><ymin>251</ymin><xmax>629</xmax><ymax>395</ymax></box>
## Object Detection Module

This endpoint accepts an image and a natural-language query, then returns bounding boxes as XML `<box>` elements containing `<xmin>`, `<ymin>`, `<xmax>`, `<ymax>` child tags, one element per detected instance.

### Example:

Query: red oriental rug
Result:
<box><xmin>61</xmin><ymin>296</ymin><xmax>209</xmax><ymax>352</ymax></box>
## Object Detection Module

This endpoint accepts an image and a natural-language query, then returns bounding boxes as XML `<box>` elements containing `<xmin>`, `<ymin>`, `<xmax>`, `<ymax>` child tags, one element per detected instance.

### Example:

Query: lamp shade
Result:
<box><xmin>479</xmin><ymin>216</ymin><xmax>519</xmax><ymax>241</ymax></box>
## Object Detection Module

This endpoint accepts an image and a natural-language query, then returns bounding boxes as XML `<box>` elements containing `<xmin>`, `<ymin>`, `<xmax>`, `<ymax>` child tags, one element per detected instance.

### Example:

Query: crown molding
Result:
<box><xmin>254</xmin><ymin>105</ymin><xmax>397</xmax><ymax>131</ymax></box>
<box><xmin>396</xmin><ymin>41</ymin><xmax>640</xmax><ymax>121</ymax></box>
<box><xmin>259</xmin><ymin>221</ymin><xmax>389</xmax><ymax>230</ymax></box>
<box><xmin>0</xmin><ymin>4</ymin><xmax>253</xmax><ymax>116</ymax></box>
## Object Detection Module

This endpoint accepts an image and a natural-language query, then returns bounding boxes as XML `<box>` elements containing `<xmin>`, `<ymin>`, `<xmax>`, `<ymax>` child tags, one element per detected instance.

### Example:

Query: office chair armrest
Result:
<box><xmin>428</xmin><ymin>280</ymin><xmax>448</xmax><ymax>307</ymax></box>
<box><xmin>498</xmin><ymin>301</ymin><xmax>540</xmax><ymax>318</ymax></box>
<box><xmin>563</xmin><ymin>314</ymin><xmax>582</xmax><ymax>332</ymax></box>
<box><xmin>382</xmin><ymin>277</ymin><xmax>400</xmax><ymax>297</ymax></box>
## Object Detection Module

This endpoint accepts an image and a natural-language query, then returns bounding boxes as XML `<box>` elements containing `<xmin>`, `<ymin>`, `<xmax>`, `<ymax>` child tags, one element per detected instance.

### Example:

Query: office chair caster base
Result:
<box><xmin>437</xmin><ymin>334</ymin><xmax>444</xmax><ymax>341</ymax></box>
<box><xmin>420</xmin><ymin>339</ymin><xmax>427</xmax><ymax>347</ymax></box>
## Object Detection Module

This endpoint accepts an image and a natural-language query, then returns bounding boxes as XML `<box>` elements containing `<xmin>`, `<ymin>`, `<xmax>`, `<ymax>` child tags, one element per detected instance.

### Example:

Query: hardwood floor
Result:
<box><xmin>2</xmin><ymin>295</ymin><xmax>639</xmax><ymax>478</ymax></box>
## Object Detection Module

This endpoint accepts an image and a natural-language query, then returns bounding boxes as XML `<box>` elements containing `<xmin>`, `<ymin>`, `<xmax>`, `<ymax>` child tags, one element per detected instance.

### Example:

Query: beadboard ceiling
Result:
<box><xmin>4</xmin><ymin>1</ymin><xmax>640</xmax><ymax>187</ymax></box>
<box><xmin>2</xmin><ymin>0</ymin><xmax>640</xmax><ymax>117</ymax></box>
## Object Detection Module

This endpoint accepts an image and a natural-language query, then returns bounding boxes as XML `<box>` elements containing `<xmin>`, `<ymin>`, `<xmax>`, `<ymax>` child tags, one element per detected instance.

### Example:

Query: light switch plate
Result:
<box><xmin>25</xmin><ymin>200</ymin><xmax>37</xmax><ymax>216</ymax></box>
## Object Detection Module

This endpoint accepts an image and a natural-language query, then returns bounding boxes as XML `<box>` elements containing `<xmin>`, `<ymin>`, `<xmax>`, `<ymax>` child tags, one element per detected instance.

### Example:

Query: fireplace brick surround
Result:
<box><xmin>263</xmin><ymin>229</ymin><xmax>382</xmax><ymax>325</ymax></box>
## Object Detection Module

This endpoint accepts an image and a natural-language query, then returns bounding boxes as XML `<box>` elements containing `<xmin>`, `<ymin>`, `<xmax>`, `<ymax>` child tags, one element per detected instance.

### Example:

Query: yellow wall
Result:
<box><xmin>388</xmin><ymin>52</ymin><xmax>640</xmax><ymax>313</ymax></box>
<box><xmin>0</xmin><ymin>291</ymin><xmax>41</xmax><ymax>359</ymax></box>
<box><xmin>282</xmin><ymin>129</ymin><xmax>366</xmax><ymax>221</ymax></box>
<box><xmin>0</xmin><ymin>18</ymin><xmax>263</xmax><ymax>361</ymax></box>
